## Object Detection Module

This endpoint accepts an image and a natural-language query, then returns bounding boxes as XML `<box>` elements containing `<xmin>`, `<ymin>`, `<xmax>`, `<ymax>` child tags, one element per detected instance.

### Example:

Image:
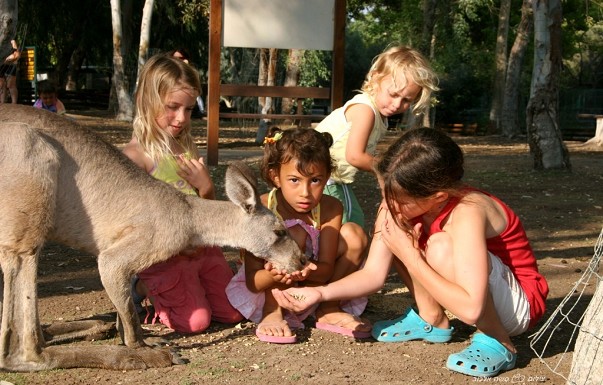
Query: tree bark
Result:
<box><xmin>567</xmin><ymin>278</ymin><xmax>603</xmax><ymax>384</ymax></box>
<box><xmin>419</xmin><ymin>0</ymin><xmax>437</xmax><ymax>58</ymax></box>
<box><xmin>258</xmin><ymin>48</ymin><xmax>268</xmax><ymax>112</ymax></box>
<box><xmin>526</xmin><ymin>0</ymin><xmax>570</xmax><ymax>170</ymax></box>
<box><xmin>281</xmin><ymin>49</ymin><xmax>304</xmax><ymax>117</ymax></box>
<box><xmin>136</xmin><ymin>0</ymin><xmax>154</xmax><ymax>84</ymax></box>
<box><xmin>489</xmin><ymin>0</ymin><xmax>511</xmax><ymax>134</ymax></box>
<box><xmin>66</xmin><ymin>46</ymin><xmax>86</xmax><ymax>91</ymax></box>
<box><xmin>501</xmin><ymin>0</ymin><xmax>533</xmax><ymax>138</ymax></box>
<box><xmin>417</xmin><ymin>0</ymin><xmax>437</xmax><ymax>129</ymax></box>
<box><xmin>258</xmin><ymin>48</ymin><xmax>277</xmax><ymax>117</ymax></box>
<box><xmin>110</xmin><ymin>0</ymin><xmax>133</xmax><ymax>121</ymax></box>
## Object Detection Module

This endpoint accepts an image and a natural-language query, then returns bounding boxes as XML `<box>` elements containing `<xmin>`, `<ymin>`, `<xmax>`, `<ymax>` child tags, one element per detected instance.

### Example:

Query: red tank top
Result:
<box><xmin>419</xmin><ymin>188</ymin><xmax>549</xmax><ymax>328</ymax></box>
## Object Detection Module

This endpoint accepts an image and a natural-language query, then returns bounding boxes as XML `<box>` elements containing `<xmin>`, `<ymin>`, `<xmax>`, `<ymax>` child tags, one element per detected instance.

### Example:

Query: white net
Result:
<box><xmin>529</xmin><ymin>227</ymin><xmax>603</xmax><ymax>383</ymax></box>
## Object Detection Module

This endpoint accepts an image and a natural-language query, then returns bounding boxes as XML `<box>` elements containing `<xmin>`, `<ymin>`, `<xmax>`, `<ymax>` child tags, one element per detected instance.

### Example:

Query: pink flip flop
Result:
<box><xmin>315</xmin><ymin>316</ymin><xmax>373</xmax><ymax>339</ymax></box>
<box><xmin>255</xmin><ymin>321</ymin><xmax>297</xmax><ymax>344</ymax></box>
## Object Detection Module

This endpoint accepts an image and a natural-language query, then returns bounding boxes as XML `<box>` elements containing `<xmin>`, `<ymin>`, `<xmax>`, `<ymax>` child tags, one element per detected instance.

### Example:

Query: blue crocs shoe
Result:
<box><xmin>446</xmin><ymin>333</ymin><xmax>517</xmax><ymax>377</ymax></box>
<box><xmin>371</xmin><ymin>306</ymin><xmax>454</xmax><ymax>343</ymax></box>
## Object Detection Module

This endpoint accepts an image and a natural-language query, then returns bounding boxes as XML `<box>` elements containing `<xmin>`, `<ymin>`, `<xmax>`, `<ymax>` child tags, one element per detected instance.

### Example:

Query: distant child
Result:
<box><xmin>33</xmin><ymin>81</ymin><xmax>66</xmax><ymax>114</ymax></box>
<box><xmin>315</xmin><ymin>45</ymin><xmax>439</xmax><ymax>268</ymax></box>
<box><xmin>273</xmin><ymin>128</ymin><xmax>549</xmax><ymax>377</ymax></box>
<box><xmin>226</xmin><ymin>127</ymin><xmax>371</xmax><ymax>343</ymax></box>
<box><xmin>0</xmin><ymin>39</ymin><xmax>20</xmax><ymax>104</ymax></box>
<box><xmin>122</xmin><ymin>54</ymin><xmax>242</xmax><ymax>333</ymax></box>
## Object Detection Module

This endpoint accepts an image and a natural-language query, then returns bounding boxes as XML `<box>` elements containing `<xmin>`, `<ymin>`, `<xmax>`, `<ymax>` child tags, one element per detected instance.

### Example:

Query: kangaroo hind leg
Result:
<box><xmin>0</xmin><ymin>123</ymin><xmax>59</xmax><ymax>370</ymax></box>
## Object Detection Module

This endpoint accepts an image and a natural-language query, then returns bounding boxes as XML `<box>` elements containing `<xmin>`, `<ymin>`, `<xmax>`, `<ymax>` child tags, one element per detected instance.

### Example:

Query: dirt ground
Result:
<box><xmin>1</xmin><ymin>110</ymin><xmax>602</xmax><ymax>385</ymax></box>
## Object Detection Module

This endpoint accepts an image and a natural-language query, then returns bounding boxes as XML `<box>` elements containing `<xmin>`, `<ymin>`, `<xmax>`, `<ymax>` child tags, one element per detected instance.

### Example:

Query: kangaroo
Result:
<box><xmin>0</xmin><ymin>104</ymin><xmax>305</xmax><ymax>371</ymax></box>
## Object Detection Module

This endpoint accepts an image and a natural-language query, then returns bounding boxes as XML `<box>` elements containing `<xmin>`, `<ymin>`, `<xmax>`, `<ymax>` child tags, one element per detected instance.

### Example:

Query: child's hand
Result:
<box><xmin>264</xmin><ymin>261</ymin><xmax>317</xmax><ymax>284</ymax></box>
<box><xmin>288</xmin><ymin>261</ymin><xmax>317</xmax><ymax>282</ymax></box>
<box><xmin>271</xmin><ymin>287</ymin><xmax>320</xmax><ymax>313</ymax></box>
<box><xmin>177</xmin><ymin>155</ymin><xmax>214</xmax><ymax>198</ymax></box>
<box><xmin>380</xmin><ymin>210</ymin><xmax>422</xmax><ymax>260</ymax></box>
<box><xmin>263</xmin><ymin>262</ymin><xmax>294</xmax><ymax>285</ymax></box>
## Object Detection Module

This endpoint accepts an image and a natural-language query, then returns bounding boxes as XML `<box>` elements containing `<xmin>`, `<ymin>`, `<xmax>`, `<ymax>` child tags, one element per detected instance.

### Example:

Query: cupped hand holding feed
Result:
<box><xmin>264</xmin><ymin>261</ymin><xmax>317</xmax><ymax>285</ymax></box>
<box><xmin>263</xmin><ymin>262</ymin><xmax>293</xmax><ymax>285</ymax></box>
<box><xmin>271</xmin><ymin>287</ymin><xmax>321</xmax><ymax>313</ymax></box>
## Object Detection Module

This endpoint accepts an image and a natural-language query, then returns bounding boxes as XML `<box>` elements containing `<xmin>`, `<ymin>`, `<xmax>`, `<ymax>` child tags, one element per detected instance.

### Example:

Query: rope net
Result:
<box><xmin>529</xmin><ymin>227</ymin><xmax>603</xmax><ymax>383</ymax></box>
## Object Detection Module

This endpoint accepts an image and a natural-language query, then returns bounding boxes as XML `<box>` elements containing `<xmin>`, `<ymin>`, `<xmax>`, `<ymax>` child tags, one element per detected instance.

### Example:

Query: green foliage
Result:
<box><xmin>15</xmin><ymin>0</ymin><xmax>602</xmax><ymax>121</ymax></box>
<box><xmin>561</xmin><ymin>0</ymin><xmax>603</xmax><ymax>88</ymax></box>
<box><xmin>19</xmin><ymin>0</ymin><xmax>112</xmax><ymax>69</ymax></box>
<box><xmin>342</xmin><ymin>27</ymin><xmax>384</xmax><ymax>100</ymax></box>
<box><xmin>177</xmin><ymin>0</ymin><xmax>209</xmax><ymax>27</ymax></box>
<box><xmin>299</xmin><ymin>50</ymin><xmax>331</xmax><ymax>88</ymax></box>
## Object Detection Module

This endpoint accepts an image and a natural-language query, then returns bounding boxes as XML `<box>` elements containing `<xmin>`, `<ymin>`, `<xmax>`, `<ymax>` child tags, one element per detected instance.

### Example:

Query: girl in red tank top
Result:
<box><xmin>271</xmin><ymin>128</ymin><xmax>548</xmax><ymax>378</ymax></box>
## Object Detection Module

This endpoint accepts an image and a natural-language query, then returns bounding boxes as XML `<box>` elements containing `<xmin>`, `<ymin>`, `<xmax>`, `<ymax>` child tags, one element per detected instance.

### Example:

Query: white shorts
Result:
<box><xmin>488</xmin><ymin>252</ymin><xmax>531</xmax><ymax>336</ymax></box>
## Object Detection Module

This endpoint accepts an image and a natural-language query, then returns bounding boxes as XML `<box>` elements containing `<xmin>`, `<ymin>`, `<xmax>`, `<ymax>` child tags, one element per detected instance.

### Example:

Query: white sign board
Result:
<box><xmin>223</xmin><ymin>0</ymin><xmax>335</xmax><ymax>50</ymax></box>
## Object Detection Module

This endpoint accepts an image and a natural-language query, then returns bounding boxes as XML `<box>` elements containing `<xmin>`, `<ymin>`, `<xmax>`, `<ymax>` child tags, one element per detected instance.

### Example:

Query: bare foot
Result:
<box><xmin>256</xmin><ymin>312</ymin><xmax>296</xmax><ymax>343</ymax></box>
<box><xmin>257</xmin><ymin>311</ymin><xmax>293</xmax><ymax>337</ymax></box>
<box><xmin>316</xmin><ymin>311</ymin><xmax>372</xmax><ymax>335</ymax></box>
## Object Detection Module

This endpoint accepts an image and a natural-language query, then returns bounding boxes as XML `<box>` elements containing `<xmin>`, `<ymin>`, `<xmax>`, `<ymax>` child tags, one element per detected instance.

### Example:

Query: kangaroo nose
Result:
<box><xmin>299</xmin><ymin>255</ymin><xmax>307</xmax><ymax>266</ymax></box>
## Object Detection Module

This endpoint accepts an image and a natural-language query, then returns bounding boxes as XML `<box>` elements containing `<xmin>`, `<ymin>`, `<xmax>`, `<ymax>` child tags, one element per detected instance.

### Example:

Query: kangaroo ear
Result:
<box><xmin>225</xmin><ymin>161</ymin><xmax>260</xmax><ymax>214</ymax></box>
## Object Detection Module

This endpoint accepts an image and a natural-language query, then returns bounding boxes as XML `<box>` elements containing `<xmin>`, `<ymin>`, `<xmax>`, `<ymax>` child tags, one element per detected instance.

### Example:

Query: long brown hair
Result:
<box><xmin>376</xmin><ymin>127</ymin><xmax>465</xmax><ymax>229</ymax></box>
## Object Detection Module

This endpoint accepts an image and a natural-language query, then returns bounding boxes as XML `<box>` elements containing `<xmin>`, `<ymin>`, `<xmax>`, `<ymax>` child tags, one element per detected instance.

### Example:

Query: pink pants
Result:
<box><xmin>138</xmin><ymin>246</ymin><xmax>243</xmax><ymax>333</ymax></box>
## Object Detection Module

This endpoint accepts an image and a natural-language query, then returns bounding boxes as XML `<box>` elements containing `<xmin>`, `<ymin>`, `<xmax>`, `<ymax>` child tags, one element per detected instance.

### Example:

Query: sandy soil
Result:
<box><xmin>1</xmin><ymin>110</ymin><xmax>602</xmax><ymax>385</ymax></box>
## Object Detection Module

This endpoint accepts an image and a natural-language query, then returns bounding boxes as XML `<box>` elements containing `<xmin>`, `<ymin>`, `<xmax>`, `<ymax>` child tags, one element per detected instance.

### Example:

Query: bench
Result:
<box><xmin>577</xmin><ymin>113</ymin><xmax>603</xmax><ymax>144</ymax></box>
<box><xmin>219</xmin><ymin>84</ymin><xmax>331</xmax><ymax>127</ymax></box>
<box><xmin>444</xmin><ymin>122</ymin><xmax>479</xmax><ymax>136</ymax></box>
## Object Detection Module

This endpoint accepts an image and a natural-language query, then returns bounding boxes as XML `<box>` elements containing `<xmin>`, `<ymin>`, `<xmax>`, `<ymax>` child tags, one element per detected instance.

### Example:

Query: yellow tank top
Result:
<box><xmin>150</xmin><ymin>152</ymin><xmax>197</xmax><ymax>196</ymax></box>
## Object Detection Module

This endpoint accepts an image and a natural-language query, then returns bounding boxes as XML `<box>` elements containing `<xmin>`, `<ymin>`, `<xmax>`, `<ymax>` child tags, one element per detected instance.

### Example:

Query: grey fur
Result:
<box><xmin>0</xmin><ymin>105</ymin><xmax>304</xmax><ymax>371</ymax></box>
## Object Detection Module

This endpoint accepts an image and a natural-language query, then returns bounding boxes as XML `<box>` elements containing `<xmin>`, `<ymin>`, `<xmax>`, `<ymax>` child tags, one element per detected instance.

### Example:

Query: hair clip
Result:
<box><xmin>263</xmin><ymin>131</ymin><xmax>283</xmax><ymax>145</ymax></box>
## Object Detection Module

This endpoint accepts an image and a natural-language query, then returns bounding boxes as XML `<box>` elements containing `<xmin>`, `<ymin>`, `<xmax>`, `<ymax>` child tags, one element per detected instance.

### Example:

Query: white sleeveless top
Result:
<box><xmin>315</xmin><ymin>93</ymin><xmax>387</xmax><ymax>184</ymax></box>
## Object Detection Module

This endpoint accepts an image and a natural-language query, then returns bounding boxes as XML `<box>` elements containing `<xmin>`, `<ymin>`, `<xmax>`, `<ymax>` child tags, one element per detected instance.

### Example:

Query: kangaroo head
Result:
<box><xmin>225</xmin><ymin>161</ymin><xmax>306</xmax><ymax>272</ymax></box>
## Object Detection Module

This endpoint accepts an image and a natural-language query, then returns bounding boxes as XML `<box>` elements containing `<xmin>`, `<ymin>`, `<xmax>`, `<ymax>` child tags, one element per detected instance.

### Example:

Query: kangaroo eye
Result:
<box><xmin>274</xmin><ymin>229</ymin><xmax>287</xmax><ymax>237</ymax></box>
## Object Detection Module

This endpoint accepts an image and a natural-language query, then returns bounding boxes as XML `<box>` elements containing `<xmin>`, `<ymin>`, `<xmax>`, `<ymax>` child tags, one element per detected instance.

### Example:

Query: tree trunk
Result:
<box><xmin>258</xmin><ymin>48</ymin><xmax>277</xmax><ymax>117</ymax></box>
<box><xmin>258</xmin><ymin>48</ymin><xmax>268</xmax><ymax>112</ymax></box>
<box><xmin>256</xmin><ymin>48</ymin><xmax>277</xmax><ymax>143</ymax></box>
<box><xmin>0</xmin><ymin>0</ymin><xmax>18</xmax><ymax>60</ymax></box>
<box><xmin>567</xmin><ymin>278</ymin><xmax>603</xmax><ymax>384</ymax></box>
<box><xmin>417</xmin><ymin>0</ymin><xmax>437</xmax><ymax>129</ymax></box>
<box><xmin>121</xmin><ymin>0</ymin><xmax>135</xmax><ymax>87</ymax></box>
<box><xmin>110</xmin><ymin>0</ymin><xmax>133</xmax><ymax>121</ymax></box>
<box><xmin>501</xmin><ymin>0</ymin><xmax>533</xmax><ymax>138</ymax></box>
<box><xmin>488</xmin><ymin>0</ymin><xmax>511</xmax><ymax>134</ymax></box>
<box><xmin>136</xmin><ymin>0</ymin><xmax>154</xmax><ymax>84</ymax></box>
<box><xmin>526</xmin><ymin>0</ymin><xmax>570</xmax><ymax>170</ymax></box>
<box><xmin>66</xmin><ymin>46</ymin><xmax>86</xmax><ymax>91</ymax></box>
<box><xmin>419</xmin><ymin>0</ymin><xmax>437</xmax><ymax>58</ymax></box>
<box><xmin>281</xmin><ymin>49</ymin><xmax>304</xmax><ymax>118</ymax></box>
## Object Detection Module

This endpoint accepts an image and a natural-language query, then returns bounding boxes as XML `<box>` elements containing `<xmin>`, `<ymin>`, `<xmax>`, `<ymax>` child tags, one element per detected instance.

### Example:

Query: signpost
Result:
<box><xmin>18</xmin><ymin>46</ymin><xmax>36</xmax><ymax>104</ymax></box>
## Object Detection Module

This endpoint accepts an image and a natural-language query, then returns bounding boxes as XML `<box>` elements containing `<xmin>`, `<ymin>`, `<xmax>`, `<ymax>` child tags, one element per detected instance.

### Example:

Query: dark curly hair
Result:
<box><xmin>261</xmin><ymin>127</ymin><xmax>334</xmax><ymax>188</ymax></box>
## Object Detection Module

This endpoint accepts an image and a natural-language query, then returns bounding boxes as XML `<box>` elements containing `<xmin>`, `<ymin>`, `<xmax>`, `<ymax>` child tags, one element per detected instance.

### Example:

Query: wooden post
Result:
<box><xmin>206</xmin><ymin>0</ymin><xmax>346</xmax><ymax>164</ymax></box>
<box><xmin>568</xmin><ymin>280</ymin><xmax>603</xmax><ymax>384</ymax></box>
<box><xmin>207</xmin><ymin>0</ymin><xmax>222</xmax><ymax>166</ymax></box>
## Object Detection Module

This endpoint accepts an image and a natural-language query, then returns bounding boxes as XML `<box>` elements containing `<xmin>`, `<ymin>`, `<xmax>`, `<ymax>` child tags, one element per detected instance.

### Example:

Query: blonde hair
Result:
<box><xmin>361</xmin><ymin>46</ymin><xmax>439</xmax><ymax>115</ymax></box>
<box><xmin>133</xmin><ymin>54</ymin><xmax>200</xmax><ymax>161</ymax></box>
